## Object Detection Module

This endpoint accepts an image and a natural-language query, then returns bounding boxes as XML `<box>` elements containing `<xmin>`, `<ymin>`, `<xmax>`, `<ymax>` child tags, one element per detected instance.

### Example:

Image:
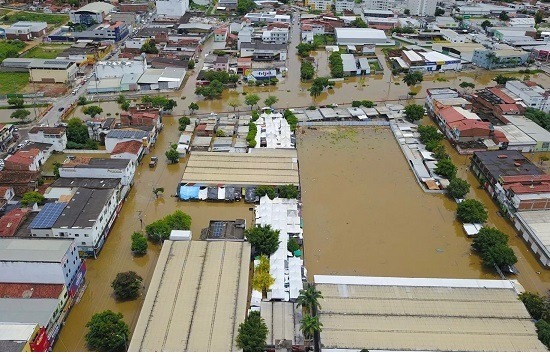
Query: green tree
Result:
<box><xmin>283</xmin><ymin>109</ymin><xmax>299</xmax><ymax>131</ymax></box>
<box><xmin>131</xmin><ymin>232</ymin><xmax>148</xmax><ymax>255</ymax></box>
<box><xmin>296</xmin><ymin>43</ymin><xmax>317</xmax><ymax>57</ymax></box>
<box><xmin>300</xmin><ymin>315</ymin><xmax>323</xmax><ymax>341</ymax></box>
<box><xmin>301</xmin><ymin>61</ymin><xmax>315</xmax><ymax>80</ymax></box>
<box><xmin>536</xmin><ymin>320</ymin><xmax>550</xmax><ymax>350</ymax></box>
<box><xmin>499</xmin><ymin>11</ymin><xmax>509</xmax><ymax>21</ymax></box>
<box><xmin>404</xmin><ymin>104</ymin><xmax>425</xmax><ymax>122</ymax></box>
<box><xmin>53</xmin><ymin>161</ymin><xmax>62</xmax><ymax>178</ymax></box>
<box><xmin>435</xmin><ymin>7</ymin><xmax>445</xmax><ymax>16</ymax></box>
<box><xmin>77</xmin><ymin>96</ymin><xmax>88</xmax><ymax>106</ymax></box>
<box><xmin>164</xmin><ymin>210</ymin><xmax>192</xmax><ymax>230</ymax></box>
<box><xmin>472</xmin><ymin>227</ymin><xmax>509</xmax><ymax>254</ymax></box>
<box><xmin>228</xmin><ymin>97</ymin><xmax>241</xmax><ymax>112</ymax></box>
<box><xmin>296</xmin><ymin>284</ymin><xmax>324</xmax><ymax>315</ymax></box>
<box><xmin>459</xmin><ymin>81</ymin><xmax>475</xmax><ymax>91</ymax></box>
<box><xmin>403</xmin><ymin>71</ymin><xmax>423</xmax><ymax>86</ymax></box>
<box><xmin>278</xmin><ymin>184</ymin><xmax>299</xmax><ymax>199</ymax></box>
<box><xmin>121</xmin><ymin>100</ymin><xmax>130</xmax><ymax>111</ymax></box>
<box><xmin>520</xmin><ymin>292</ymin><xmax>549</xmax><ymax>321</ymax></box>
<box><xmin>245</xmin><ymin>94</ymin><xmax>260</xmax><ymax>110</ymax></box>
<box><xmin>252</xmin><ymin>255</ymin><xmax>274</xmax><ymax>298</ymax></box>
<box><xmin>535</xmin><ymin>10</ymin><xmax>545</xmax><ymax>24</ymax></box>
<box><xmin>145</xmin><ymin>219</ymin><xmax>171</xmax><ymax>242</ymax></box>
<box><xmin>66</xmin><ymin>117</ymin><xmax>90</xmax><ymax>144</ymax></box>
<box><xmin>7</xmin><ymin>97</ymin><xmax>24</xmax><ymax>108</ymax></box>
<box><xmin>85</xmin><ymin>310</ymin><xmax>129</xmax><ymax>352</ymax></box>
<box><xmin>435</xmin><ymin>158</ymin><xmax>457</xmax><ymax>179</ymax></box>
<box><xmin>481</xmin><ymin>19</ymin><xmax>493</xmax><ymax>30</ymax></box>
<box><xmin>264</xmin><ymin>95</ymin><xmax>278</xmax><ymax>107</ymax></box>
<box><xmin>111</xmin><ymin>271</ymin><xmax>143</xmax><ymax>301</ymax></box>
<box><xmin>417</xmin><ymin>125</ymin><xmax>443</xmax><ymax>144</ymax></box>
<box><xmin>404</xmin><ymin>8</ymin><xmax>410</xmax><ymax>14</ymax></box>
<box><xmin>245</xmin><ymin>225</ymin><xmax>280</xmax><ymax>256</ymax></box>
<box><xmin>309</xmin><ymin>83</ymin><xmax>323</xmax><ymax>100</ymax></box>
<box><xmin>494</xmin><ymin>74</ymin><xmax>515</xmax><ymax>85</ymax></box>
<box><xmin>178</xmin><ymin>116</ymin><xmax>191</xmax><ymax>131</ymax></box>
<box><xmin>481</xmin><ymin>243</ymin><xmax>517</xmax><ymax>268</ymax></box>
<box><xmin>188</xmin><ymin>102</ymin><xmax>199</xmax><ymax>114</ymax></box>
<box><xmin>288</xmin><ymin>238</ymin><xmax>300</xmax><ymax>253</ymax></box>
<box><xmin>153</xmin><ymin>187</ymin><xmax>164</xmax><ymax>198</ymax></box>
<box><xmin>237</xmin><ymin>0</ymin><xmax>256</xmax><ymax>14</ymax></box>
<box><xmin>256</xmin><ymin>185</ymin><xmax>276</xmax><ymax>199</ymax></box>
<box><xmin>165</xmin><ymin>147</ymin><xmax>179</xmax><ymax>164</ymax></box>
<box><xmin>20</xmin><ymin>191</ymin><xmax>45</xmax><ymax>207</ymax></box>
<box><xmin>328</xmin><ymin>51</ymin><xmax>343</xmax><ymax>78</ymax></box>
<box><xmin>447</xmin><ymin>178</ymin><xmax>470</xmax><ymax>199</ymax></box>
<box><xmin>236</xmin><ymin>311</ymin><xmax>268</xmax><ymax>352</ymax></box>
<box><xmin>10</xmin><ymin>109</ymin><xmax>31</xmax><ymax>121</ymax></box>
<box><xmin>351</xmin><ymin>17</ymin><xmax>367</xmax><ymax>27</ymax></box>
<box><xmin>456</xmin><ymin>199</ymin><xmax>488</xmax><ymax>223</ymax></box>
<box><xmin>140</xmin><ymin>39</ymin><xmax>158</xmax><ymax>54</ymax></box>
<box><xmin>82</xmin><ymin>105</ymin><xmax>103</xmax><ymax>118</ymax></box>
<box><xmin>187</xmin><ymin>59</ymin><xmax>196</xmax><ymax>69</ymax></box>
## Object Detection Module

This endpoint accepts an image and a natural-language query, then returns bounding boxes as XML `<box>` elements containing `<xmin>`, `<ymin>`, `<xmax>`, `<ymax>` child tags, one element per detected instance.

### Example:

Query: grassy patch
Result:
<box><xmin>23</xmin><ymin>44</ymin><xmax>70</xmax><ymax>59</ymax></box>
<box><xmin>0</xmin><ymin>40</ymin><xmax>26</xmax><ymax>63</ymax></box>
<box><xmin>0</xmin><ymin>72</ymin><xmax>29</xmax><ymax>95</ymax></box>
<box><xmin>369</xmin><ymin>60</ymin><xmax>381</xmax><ymax>71</ymax></box>
<box><xmin>1</xmin><ymin>11</ymin><xmax>69</xmax><ymax>25</ymax></box>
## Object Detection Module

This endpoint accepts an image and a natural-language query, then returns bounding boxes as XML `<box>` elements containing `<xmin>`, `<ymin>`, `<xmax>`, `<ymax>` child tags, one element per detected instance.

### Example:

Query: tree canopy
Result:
<box><xmin>480</xmin><ymin>19</ymin><xmax>493</xmax><ymax>30</ymax></box>
<box><xmin>145</xmin><ymin>210</ymin><xmax>191</xmax><ymax>242</ymax></box>
<box><xmin>301</xmin><ymin>61</ymin><xmax>315</xmax><ymax>80</ymax></box>
<box><xmin>82</xmin><ymin>105</ymin><xmax>103</xmax><ymax>118</ymax></box>
<box><xmin>141</xmin><ymin>95</ymin><xmax>177</xmax><ymax>111</ymax></box>
<box><xmin>188</xmin><ymin>102</ymin><xmax>199</xmax><ymax>114</ymax></box>
<box><xmin>520</xmin><ymin>292</ymin><xmax>550</xmax><ymax>321</ymax></box>
<box><xmin>300</xmin><ymin>315</ymin><xmax>323</xmax><ymax>340</ymax></box>
<box><xmin>195</xmin><ymin>79</ymin><xmax>224</xmax><ymax>99</ymax></box>
<box><xmin>85</xmin><ymin>310</ymin><xmax>129</xmax><ymax>352</ymax></box>
<box><xmin>245</xmin><ymin>225</ymin><xmax>280</xmax><ymax>256</ymax></box>
<box><xmin>403</xmin><ymin>71</ymin><xmax>423</xmax><ymax>86</ymax></box>
<box><xmin>10</xmin><ymin>109</ymin><xmax>31</xmax><ymax>121</ymax></box>
<box><xmin>165</xmin><ymin>146</ymin><xmax>179</xmax><ymax>164</ymax></box>
<box><xmin>7</xmin><ymin>97</ymin><xmax>24</xmax><ymax>108</ymax></box>
<box><xmin>435</xmin><ymin>159</ymin><xmax>457</xmax><ymax>180</ymax></box>
<box><xmin>256</xmin><ymin>185</ymin><xmax>276</xmax><ymax>199</ymax></box>
<box><xmin>446</xmin><ymin>178</ymin><xmax>470</xmax><ymax>199</ymax></box>
<box><xmin>140</xmin><ymin>39</ymin><xmax>158</xmax><ymax>54</ymax></box>
<box><xmin>296</xmin><ymin>284</ymin><xmax>324</xmax><ymax>315</ymax></box>
<box><xmin>457</xmin><ymin>199</ymin><xmax>488</xmax><ymax>223</ymax></box>
<box><xmin>245</xmin><ymin>94</ymin><xmax>260</xmax><ymax>110</ymax></box>
<box><xmin>264</xmin><ymin>95</ymin><xmax>278</xmax><ymax>107</ymax></box>
<box><xmin>21</xmin><ymin>191</ymin><xmax>45</xmax><ymax>207</ymax></box>
<box><xmin>329</xmin><ymin>51</ymin><xmax>343</xmax><ymax>78</ymax></box>
<box><xmin>279</xmin><ymin>184</ymin><xmax>299</xmax><ymax>199</ymax></box>
<box><xmin>111</xmin><ymin>271</ymin><xmax>143</xmax><ymax>301</ymax></box>
<box><xmin>494</xmin><ymin>74</ymin><xmax>515</xmax><ymax>85</ymax></box>
<box><xmin>131</xmin><ymin>232</ymin><xmax>148</xmax><ymax>255</ymax></box>
<box><xmin>236</xmin><ymin>311</ymin><xmax>268</xmax><ymax>352</ymax></box>
<box><xmin>524</xmin><ymin>108</ymin><xmax>550</xmax><ymax>132</ymax></box>
<box><xmin>404</xmin><ymin>104</ymin><xmax>424</xmax><ymax>122</ymax></box>
<box><xmin>252</xmin><ymin>255</ymin><xmax>274</xmax><ymax>296</ymax></box>
<box><xmin>237</xmin><ymin>0</ymin><xmax>256</xmax><ymax>14</ymax></box>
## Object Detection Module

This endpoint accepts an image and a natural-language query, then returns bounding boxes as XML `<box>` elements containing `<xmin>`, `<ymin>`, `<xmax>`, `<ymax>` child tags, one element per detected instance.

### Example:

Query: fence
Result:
<box><xmin>300</xmin><ymin>120</ymin><xmax>391</xmax><ymax>127</ymax></box>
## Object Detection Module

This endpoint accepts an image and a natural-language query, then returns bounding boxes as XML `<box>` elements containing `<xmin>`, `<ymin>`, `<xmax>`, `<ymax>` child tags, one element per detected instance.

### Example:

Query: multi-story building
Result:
<box><xmin>28</xmin><ymin>127</ymin><xmax>67</xmax><ymax>152</ymax></box>
<box><xmin>472</xmin><ymin>49</ymin><xmax>530</xmax><ymax>69</ymax></box>
<box><xmin>335</xmin><ymin>0</ymin><xmax>355</xmax><ymax>12</ymax></box>
<box><xmin>120</xmin><ymin>105</ymin><xmax>162</xmax><ymax>129</ymax></box>
<box><xmin>73</xmin><ymin>22</ymin><xmax>130</xmax><ymax>43</ymax></box>
<box><xmin>262</xmin><ymin>27</ymin><xmax>289</xmax><ymax>43</ymax></box>
<box><xmin>156</xmin><ymin>0</ymin><xmax>189</xmax><ymax>18</ymax></box>
<box><xmin>214</xmin><ymin>27</ymin><xmax>228</xmax><ymax>42</ymax></box>
<box><xmin>0</xmin><ymin>124</ymin><xmax>14</xmax><ymax>152</ymax></box>
<box><xmin>69</xmin><ymin>2</ymin><xmax>115</xmax><ymax>25</ymax></box>
<box><xmin>363</xmin><ymin>0</ymin><xmax>388</xmax><ymax>10</ymax></box>
<box><xmin>244</xmin><ymin>12</ymin><xmax>291</xmax><ymax>24</ymax></box>
<box><xmin>59</xmin><ymin>157</ymin><xmax>136</xmax><ymax>186</ymax></box>
<box><xmin>305</xmin><ymin>0</ymin><xmax>332</xmax><ymax>10</ymax></box>
<box><xmin>505</xmin><ymin>80</ymin><xmax>550</xmax><ymax>112</ymax></box>
<box><xmin>407</xmin><ymin>0</ymin><xmax>436</xmax><ymax>16</ymax></box>
<box><xmin>3</xmin><ymin>148</ymin><xmax>45</xmax><ymax>172</ymax></box>
<box><xmin>95</xmin><ymin>57</ymin><xmax>147</xmax><ymax>79</ymax></box>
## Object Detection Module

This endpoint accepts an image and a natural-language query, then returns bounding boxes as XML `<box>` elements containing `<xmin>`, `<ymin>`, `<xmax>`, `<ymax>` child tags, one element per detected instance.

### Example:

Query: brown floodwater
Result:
<box><xmin>298</xmin><ymin>125</ymin><xmax>550</xmax><ymax>293</ymax></box>
<box><xmin>53</xmin><ymin>115</ymin><xmax>251</xmax><ymax>352</ymax></box>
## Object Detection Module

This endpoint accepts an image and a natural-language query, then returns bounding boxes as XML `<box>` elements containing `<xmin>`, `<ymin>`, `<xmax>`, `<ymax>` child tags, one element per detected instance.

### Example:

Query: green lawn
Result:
<box><xmin>1</xmin><ymin>11</ymin><xmax>69</xmax><ymax>25</ymax></box>
<box><xmin>369</xmin><ymin>60</ymin><xmax>382</xmax><ymax>72</ymax></box>
<box><xmin>0</xmin><ymin>40</ymin><xmax>27</xmax><ymax>63</ymax></box>
<box><xmin>0</xmin><ymin>72</ymin><xmax>29</xmax><ymax>95</ymax></box>
<box><xmin>23</xmin><ymin>44</ymin><xmax>70</xmax><ymax>59</ymax></box>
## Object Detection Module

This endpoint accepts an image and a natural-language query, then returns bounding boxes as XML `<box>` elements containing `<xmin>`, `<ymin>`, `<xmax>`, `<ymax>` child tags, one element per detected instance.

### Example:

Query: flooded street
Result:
<box><xmin>53</xmin><ymin>116</ymin><xmax>251</xmax><ymax>352</ymax></box>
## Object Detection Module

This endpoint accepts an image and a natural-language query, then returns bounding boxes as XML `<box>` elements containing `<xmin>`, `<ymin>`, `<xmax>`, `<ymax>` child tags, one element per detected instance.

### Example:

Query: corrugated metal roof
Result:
<box><xmin>314</xmin><ymin>276</ymin><xmax>544</xmax><ymax>352</ymax></box>
<box><xmin>129</xmin><ymin>241</ymin><xmax>251</xmax><ymax>352</ymax></box>
<box><xmin>0</xmin><ymin>238</ymin><xmax>73</xmax><ymax>262</ymax></box>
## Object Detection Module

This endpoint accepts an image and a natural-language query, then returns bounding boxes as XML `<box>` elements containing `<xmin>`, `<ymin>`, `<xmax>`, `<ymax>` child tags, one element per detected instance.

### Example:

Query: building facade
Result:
<box><xmin>407</xmin><ymin>0</ymin><xmax>436</xmax><ymax>16</ymax></box>
<box><xmin>29</xmin><ymin>60</ymin><xmax>77</xmax><ymax>84</ymax></box>
<box><xmin>28</xmin><ymin>127</ymin><xmax>67</xmax><ymax>152</ymax></box>
<box><xmin>156</xmin><ymin>0</ymin><xmax>189</xmax><ymax>17</ymax></box>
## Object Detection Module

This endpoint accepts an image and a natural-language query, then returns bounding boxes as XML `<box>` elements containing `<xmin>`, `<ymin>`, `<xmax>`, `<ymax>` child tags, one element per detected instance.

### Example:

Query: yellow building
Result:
<box><xmin>29</xmin><ymin>59</ymin><xmax>78</xmax><ymax>84</ymax></box>
<box><xmin>0</xmin><ymin>323</ymin><xmax>40</xmax><ymax>352</ymax></box>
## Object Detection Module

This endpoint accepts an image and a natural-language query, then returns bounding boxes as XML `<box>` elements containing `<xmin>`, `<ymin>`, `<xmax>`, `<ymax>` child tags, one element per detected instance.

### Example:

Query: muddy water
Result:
<box><xmin>298</xmin><ymin>124</ymin><xmax>550</xmax><ymax>293</ymax></box>
<box><xmin>298</xmin><ymin>127</ymin><xmax>493</xmax><ymax>279</ymax></box>
<box><xmin>53</xmin><ymin>115</ymin><xmax>251</xmax><ymax>352</ymax></box>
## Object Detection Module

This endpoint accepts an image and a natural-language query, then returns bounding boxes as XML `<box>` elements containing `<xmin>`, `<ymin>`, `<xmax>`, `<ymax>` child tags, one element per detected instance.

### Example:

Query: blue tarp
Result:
<box><xmin>179</xmin><ymin>185</ymin><xmax>200</xmax><ymax>200</ymax></box>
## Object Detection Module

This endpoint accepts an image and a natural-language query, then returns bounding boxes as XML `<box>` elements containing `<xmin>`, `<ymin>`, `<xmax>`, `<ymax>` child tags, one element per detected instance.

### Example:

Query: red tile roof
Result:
<box><xmin>488</xmin><ymin>87</ymin><xmax>516</xmax><ymax>104</ymax></box>
<box><xmin>111</xmin><ymin>140</ymin><xmax>143</xmax><ymax>155</ymax></box>
<box><xmin>5</xmin><ymin>148</ymin><xmax>41</xmax><ymax>168</ymax></box>
<box><xmin>0</xmin><ymin>171</ymin><xmax>39</xmax><ymax>184</ymax></box>
<box><xmin>0</xmin><ymin>208</ymin><xmax>29</xmax><ymax>237</ymax></box>
<box><xmin>439</xmin><ymin>106</ymin><xmax>467</xmax><ymax>123</ymax></box>
<box><xmin>214</xmin><ymin>27</ymin><xmax>227</xmax><ymax>34</ymax></box>
<box><xmin>497</xmin><ymin>103</ymin><xmax>521</xmax><ymax>113</ymax></box>
<box><xmin>0</xmin><ymin>186</ymin><xmax>12</xmax><ymax>198</ymax></box>
<box><xmin>447</xmin><ymin>119</ymin><xmax>491</xmax><ymax>136</ymax></box>
<box><xmin>0</xmin><ymin>283</ymin><xmax>64</xmax><ymax>299</ymax></box>
<box><xmin>501</xmin><ymin>174</ymin><xmax>550</xmax><ymax>184</ymax></box>
<box><xmin>509</xmin><ymin>183</ymin><xmax>550</xmax><ymax>194</ymax></box>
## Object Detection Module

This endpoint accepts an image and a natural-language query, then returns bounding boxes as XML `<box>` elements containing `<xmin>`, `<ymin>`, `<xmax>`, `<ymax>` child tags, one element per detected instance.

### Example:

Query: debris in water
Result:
<box><xmin>436</xmin><ymin>248</ymin><xmax>444</xmax><ymax>253</ymax></box>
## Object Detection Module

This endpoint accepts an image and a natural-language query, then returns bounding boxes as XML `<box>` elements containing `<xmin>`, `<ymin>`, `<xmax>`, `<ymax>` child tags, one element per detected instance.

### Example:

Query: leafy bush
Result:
<box><xmin>446</xmin><ymin>178</ymin><xmax>470</xmax><ymax>199</ymax></box>
<box><xmin>278</xmin><ymin>184</ymin><xmax>299</xmax><ymax>199</ymax></box>
<box><xmin>287</xmin><ymin>238</ymin><xmax>300</xmax><ymax>253</ymax></box>
<box><xmin>256</xmin><ymin>185</ymin><xmax>276</xmax><ymax>199</ymax></box>
<box><xmin>245</xmin><ymin>225</ymin><xmax>280</xmax><ymax>256</ymax></box>
<box><xmin>457</xmin><ymin>199</ymin><xmax>488</xmax><ymax>223</ymax></box>
<box><xmin>111</xmin><ymin>271</ymin><xmax>143</xmax><ymax>301</ymax></box>
<box><xmin>131</xmin><ymin>232</ymin><xmax>148</xmax><ymax>255</ymax></box>
<box><xmin>435</xmin><ymin>159</ymin><xmax>457</xmax><ymax>179</ymax></box>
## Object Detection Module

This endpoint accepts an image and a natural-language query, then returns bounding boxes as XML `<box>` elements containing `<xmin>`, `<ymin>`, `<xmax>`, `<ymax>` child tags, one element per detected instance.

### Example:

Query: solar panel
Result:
<box><xmin>29</xmin><ymin>203</ymin><xmax>68</xmax><ymax>229</ymax></box>
<box><xmin>211</xmin><ymin>222</ymin><xmax>224</xmax><ymax>238</ymax></box>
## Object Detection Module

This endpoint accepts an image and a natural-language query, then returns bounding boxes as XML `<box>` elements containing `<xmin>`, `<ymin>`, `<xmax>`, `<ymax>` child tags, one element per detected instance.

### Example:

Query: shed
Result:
<box><xmin>169</xmin><ymin>230</ymin><xmax>192</xmax><ymax>241</ymax></box>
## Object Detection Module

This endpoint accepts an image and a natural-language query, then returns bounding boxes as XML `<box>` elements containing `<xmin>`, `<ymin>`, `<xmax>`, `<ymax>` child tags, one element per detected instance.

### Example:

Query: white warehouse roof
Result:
<box><xmin>75</xmin><ymin>1</ymin><xmax>115</xmax><ymax>14</ymax></box>
<box><xmin>335</xmin><ymin>28</ymin><xmax>387</xmax><ymax>40</ymax></box>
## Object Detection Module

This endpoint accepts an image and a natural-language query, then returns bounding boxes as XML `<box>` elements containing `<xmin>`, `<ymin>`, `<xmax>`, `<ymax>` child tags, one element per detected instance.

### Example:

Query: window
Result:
<box><xmin>82</xmin><ymin>242</ymin><xmax>86</xmax><ymax>245</ymax></box>
<box><xmin>75</xmin><ymin>234</ymin><xmax>79</xmax><ymax>237</ymax></box>
<box><xmin>85</xmin><ymin>234</ymin><xmax>89</xmax><ymax>237</ymax></box>
<box><xmin>543</xmin><ymin>142</ymin><xmax>550</xmax><ymax>149</ymax></box>
<box><xmin>32</xmin><ymin>234</ymin><xmax>36</xmax><ymax>237</ymax></box>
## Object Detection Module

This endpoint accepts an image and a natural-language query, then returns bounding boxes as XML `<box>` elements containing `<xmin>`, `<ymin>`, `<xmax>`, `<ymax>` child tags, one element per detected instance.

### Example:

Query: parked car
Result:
<box><xmin>149</xmin><ymin>156</ymin><xmax>158</xmax><ymax>167</ymax></box>
<box><xmin>58</xmin><ymin>107</ymin><xmax>64</xmax><ymax>112</ymax></box>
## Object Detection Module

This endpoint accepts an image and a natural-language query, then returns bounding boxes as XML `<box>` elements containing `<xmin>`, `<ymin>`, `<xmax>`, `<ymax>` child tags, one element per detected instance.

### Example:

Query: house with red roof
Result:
<box><xmin>120</xmin><ymin>105</ymin><xmax>162</xmax><ymax>130</ymax></box>
<box><xmin>110</xmin><ymin>140</ymin><xmax>144</xmax><ymax>162</ymax></box>
<box><xmin>4</xmin><ymin>148</ymin><xmax>45</xmax><ymax>171</ymax></box>
<box><xmin>499</xmin><ymin>174</ymin><xmax>550</xmax><ymax>211</ymax></box>
<box><xmin>0</xmin><ymin>171</ymin><xmax>40</xmax><ymax>196</ymax></box>
<box><xmin>0</xmin><ymin>208</ymin><xmax>30</xmax><ymax>237</ymax></box>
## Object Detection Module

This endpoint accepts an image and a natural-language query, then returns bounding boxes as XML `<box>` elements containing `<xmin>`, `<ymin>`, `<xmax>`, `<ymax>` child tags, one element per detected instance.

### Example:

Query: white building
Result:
<box><xmin>335</xmin><ymin>28</ymin><xmax>390</xmax><ymax>45</ymax></box>
<box><xmin>110</xmin><ymin>140</ymin><xmax>144</xmax><ymax>162</ymax></box>
<box><xmin>155</xmin><ymin>0</ymin><xmax>189</xmax><ymax>18</ymax></box>
<box><xmin>254</xmin><ymin>112</ymin><xmax>294</xmax><ymax>149</ymax></box>
<box><xmin>505</xmin><ymin>80</ymin><xmax>550</xmax><ymax>112</ymax></box>
<box><xmin>509</xmin><ymin>17</ymin><xmax>535</xmax><ymax>28</ymax></box>
<box><xmin>439</xmin><ymin>28</ymin><xmax>469</xmax><ymax>43</ymax></box>
<box><xmin>305</xmin><ymin>0</ymin><xmax>332</xmax><ymax>10</ymax></box>
<box><xmin>363</xmin><ymin>0</ymin><xmax>389</xmax><ymax>10</ymax></box>
<box><xmin>95</xmin><ymin>58</ymin><xmax>147</xmax><ymax>79</ymax></box>
<box><xmin>27</xmin><ymin>126</ymin><xmax>67</xmax><ymax>152</ymax></box>
<box><xmin>244</xmin><ymin>12</ymin><xmax>291</xmax><ymax>23</ymax></box>
<box><xmin>514</xmin><ymin>210</ymin><xmax>550</xmax><ymax>267</ymax></box>
<box><xmin>262</xmin><ymin>28</ymin><xmax>289</xmax><ymax>44</ymax></box>
<box><xmin>335</xmin><ymin>0</ymin><xmax>356</xmax><ymax>12</ymax></box>
<box><xmin>407</xmin><ymin>0</ymin><xmax>436</xmax><ymax>16</ymax></box>
<box><xmin>59</xmin><ymin>158</ymin><xmax>136</xmax><ymax>186</ymax></box>
<box><xmin>125</xmin><ymin>38</ymin><xmax>147</xmax><ymax>50</ymax></box>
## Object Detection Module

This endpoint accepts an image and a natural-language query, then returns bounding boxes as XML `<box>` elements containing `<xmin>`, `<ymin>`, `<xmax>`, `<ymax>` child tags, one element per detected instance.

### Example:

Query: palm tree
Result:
<box><xmin>296</xmin><ymin>284</ymin><xmax>323</xmax><ymax>315</ymax></box>
<box><xmin>308</xmin><ymin>84</ymin><xmax>323</xmax><ymax>101</ymax></box>
<box><xmin>300</xmin><ymin>315</ymin><xmax>323</xmax><ymax>346</ymax></box>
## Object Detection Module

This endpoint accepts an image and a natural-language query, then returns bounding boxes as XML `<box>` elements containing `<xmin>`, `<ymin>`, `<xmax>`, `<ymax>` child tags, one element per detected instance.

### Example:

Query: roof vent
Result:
<box><xmin>21</xmin><ymin>288</ymin><xmax>33</xmax><ymax>298</ymax></box>
<box><xmin>497</xmin><ymin>154</ymin><xmax>507</xmax><ymax>158</ymax></box>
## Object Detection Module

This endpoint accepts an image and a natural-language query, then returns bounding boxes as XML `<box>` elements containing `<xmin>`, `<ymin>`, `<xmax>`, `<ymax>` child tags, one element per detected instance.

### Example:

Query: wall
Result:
<box><xmin>156</xmin><ymin>0</ymin><xmax>188</xmax><ymax>17</ymax></box>
<box><xmin>30</xmin><ymin>67</ymin><xmax>74</xmax><ymax>83</ymax></box>
<box><xmin>28</xmin><ymin>132</ymin><xmax>67</xmax><ymax>152</ymax></box>
<box><xmin>59</xmin><ymin>163</ymin><xmax>135</xmax><ymax>185</ymax></box>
